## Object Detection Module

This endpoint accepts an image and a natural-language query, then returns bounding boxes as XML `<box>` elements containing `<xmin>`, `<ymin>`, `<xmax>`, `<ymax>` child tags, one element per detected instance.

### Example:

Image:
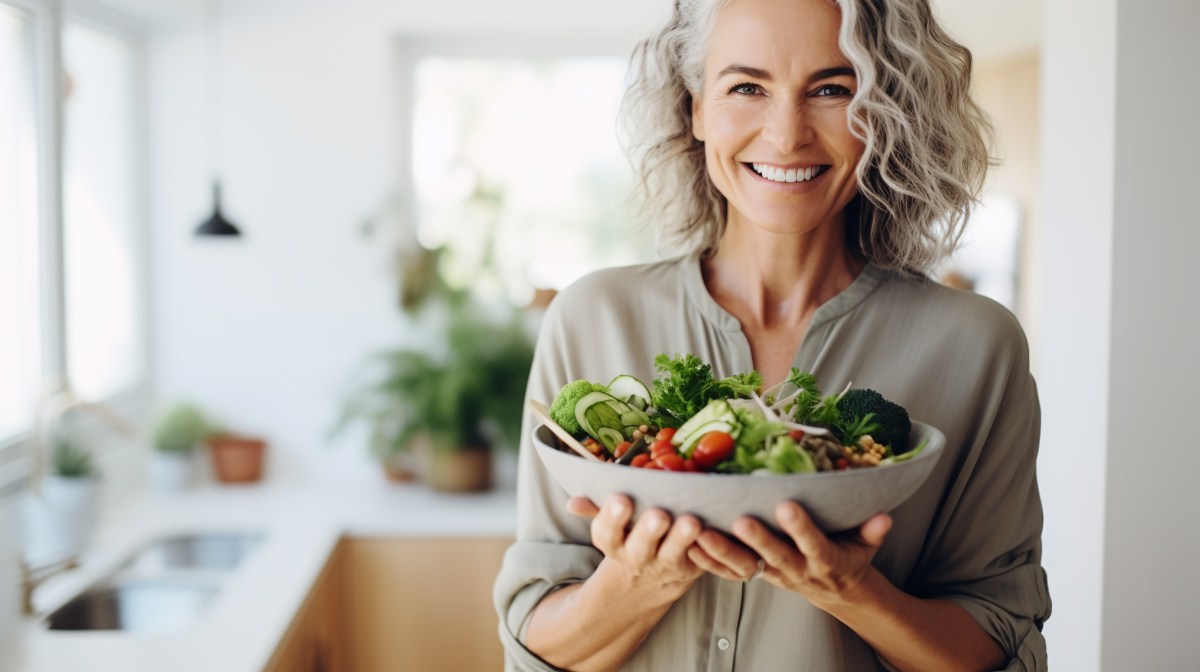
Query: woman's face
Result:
<box><xmin>692</xmin><ymin>0</ymin><xmax>865</xmax><ymax>238</ymax></box>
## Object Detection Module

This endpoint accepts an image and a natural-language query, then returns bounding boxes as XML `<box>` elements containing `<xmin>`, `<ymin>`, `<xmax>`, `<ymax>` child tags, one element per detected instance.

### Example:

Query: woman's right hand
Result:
<box><xmin>568</xmin><ymin>494</ymin><xmax>704</xmax><ymax>592</ymax></box>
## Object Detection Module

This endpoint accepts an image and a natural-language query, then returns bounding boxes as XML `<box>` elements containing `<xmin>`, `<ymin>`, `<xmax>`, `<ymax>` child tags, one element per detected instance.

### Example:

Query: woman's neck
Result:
<box><xmin>701</xmin><ymin>215</ymin><xmax>864</xmax><ymax>331</ymax></box>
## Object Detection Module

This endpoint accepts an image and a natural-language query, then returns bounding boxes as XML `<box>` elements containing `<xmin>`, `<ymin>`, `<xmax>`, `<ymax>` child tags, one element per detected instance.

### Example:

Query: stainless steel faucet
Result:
<box><xmin>20</xmin><ymin>555</ymin><xmax>78</xmax><ymax>616</ymax></box>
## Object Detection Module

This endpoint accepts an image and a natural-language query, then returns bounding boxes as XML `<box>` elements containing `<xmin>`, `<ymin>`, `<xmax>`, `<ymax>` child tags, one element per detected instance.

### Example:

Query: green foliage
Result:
<box><xmin>334</xmin><ymin>302</ymin><xmax>535</xmax><ymax>460</ymax></box>
<box><xmin>550</xmin><ymin>380</ymin><xmax>608</xmax><ymax>434</ymax></box>
<box><xmin>650</xmin><ymin>354</ymin><xmax>763</xmax><ymax>428</ymax></box>
<box><xmin>51</xmin><ymin>434</ymin><xmax>95</xmax><ymax>478</ymax></box>
<box><xmin>765</xmin><ymin>435</ymin><xmax>816</xmax><ymax>474</ymax></box>
<box><xmin>839</xmin><ymin>412</ymin><xmax>881</xmax><ymax>447</ymax></box>
<box><xmin>151</xmin><ymin>404</ymin><xmax>209</xmax><ymax>454</ymax></box>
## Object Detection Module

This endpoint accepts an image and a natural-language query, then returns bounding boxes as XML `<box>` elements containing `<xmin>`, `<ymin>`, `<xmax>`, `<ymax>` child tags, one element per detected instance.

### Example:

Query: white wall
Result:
<box><xmin>1101</xmin><ymin>1</ymin><xmax>1200</xmax><ymax>668</ymax></box>
<box><xmin>146</xmin><ymin>0</ymin><xmax>669</xmax><ymax>480</ymax></box>
<box><xmin>1036</xmin><ymin>0</ymin><xmax>1114</xmax><ymax>668</ymax></box>
<box><xmin>1039</xmin><ymin>0</ymin><xmax>1200</xmax><ymax>669</ymax></box>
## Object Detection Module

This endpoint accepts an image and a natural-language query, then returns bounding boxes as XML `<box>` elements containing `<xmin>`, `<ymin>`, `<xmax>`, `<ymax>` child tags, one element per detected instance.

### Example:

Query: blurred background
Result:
<box><xmin>0</xmin><ymin>0</ymin><xmax>1195</xmax><ymax>670</ymax></box>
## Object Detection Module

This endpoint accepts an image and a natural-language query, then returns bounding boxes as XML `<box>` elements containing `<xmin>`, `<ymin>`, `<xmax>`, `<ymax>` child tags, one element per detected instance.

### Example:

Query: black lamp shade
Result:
<box><xmin>195</xmin><ymin>181</ymin><xmax>241</xmax><ymax>237</ymax></box>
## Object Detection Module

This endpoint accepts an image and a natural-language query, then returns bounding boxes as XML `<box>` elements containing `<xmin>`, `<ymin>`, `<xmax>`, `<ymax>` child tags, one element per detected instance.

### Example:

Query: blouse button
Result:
<box><xmin>717</xmin><ymin>637</ymin><xmax>730</xmax><ymax>651</ymax></box>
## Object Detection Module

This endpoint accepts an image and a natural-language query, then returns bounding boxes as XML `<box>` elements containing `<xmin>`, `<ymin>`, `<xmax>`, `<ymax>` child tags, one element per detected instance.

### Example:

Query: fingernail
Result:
<box><xmin>649</xmin><ymin>515</ymin><xmax>666</xmax><ymax>532</ymax></box>
<box><xmin>780</xmin><ymin>504</ymin><xmax>798</xmax><ymax>521</ymax></box>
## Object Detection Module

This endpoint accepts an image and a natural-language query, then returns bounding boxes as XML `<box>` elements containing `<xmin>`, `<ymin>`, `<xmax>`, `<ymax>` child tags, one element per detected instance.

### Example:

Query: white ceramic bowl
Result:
<box><xmin>533</xmin><ymin>421</ymin><xmax>946</xmax><ymax>533</ymax></box>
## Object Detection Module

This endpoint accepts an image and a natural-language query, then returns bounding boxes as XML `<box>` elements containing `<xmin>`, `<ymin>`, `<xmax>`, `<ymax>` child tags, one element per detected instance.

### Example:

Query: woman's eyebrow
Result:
<box><xmin>716</xmin><ymin>64</ymin><xmax>856</xmax><ymax>82</ymax></box>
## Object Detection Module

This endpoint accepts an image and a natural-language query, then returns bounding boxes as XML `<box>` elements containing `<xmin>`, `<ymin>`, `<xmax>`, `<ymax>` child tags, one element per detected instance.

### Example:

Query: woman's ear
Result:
<box><xmin>691</xmin><ymin>93</ymin><xmax>706</xmax><ymax>142</ymax></box>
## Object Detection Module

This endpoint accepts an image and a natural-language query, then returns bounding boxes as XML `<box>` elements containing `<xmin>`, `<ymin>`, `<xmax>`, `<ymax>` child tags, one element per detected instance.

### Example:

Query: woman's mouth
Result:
<box><xmin>746</xmin><ymin>163</ymin><xmax>831</xmax><ymax>184</ymax></box>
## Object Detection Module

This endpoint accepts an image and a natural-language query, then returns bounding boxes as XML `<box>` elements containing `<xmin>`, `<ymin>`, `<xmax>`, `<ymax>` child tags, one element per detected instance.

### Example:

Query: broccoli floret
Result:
<box><xmin>838</xmin><ymin>388</ymin><xmax>912</xmax><ymax>454</ymax></box>
<box><xmin>550</xmin><ymin>379</ymin><xmax>608</xmax><ymax>434</ymax></box>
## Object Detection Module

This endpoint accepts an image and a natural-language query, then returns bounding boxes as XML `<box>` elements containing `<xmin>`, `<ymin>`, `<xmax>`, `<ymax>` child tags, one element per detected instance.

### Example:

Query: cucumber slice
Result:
<box><xmin>575</xmin><ymin>391</ymin><xmax>617</xmax><ymax>435</ymax></box>
<box><xmin>577</xmin><ymin>391</ymin><xmax>652</xmax><ymax>446</ymax></box>
<box><xmin>673</xmin><ymin>399</ymin><xmax>738</xmax><ymax>450</ymax></box>
<box><xmin>595</xmin><ymin>427</ymin><xmax>624</xmax><ymax>452</ymax></box>
<box><xmin>608</xmin><ymin>375</ymin><xmax>652</xmax><ymax>408</ymax></box>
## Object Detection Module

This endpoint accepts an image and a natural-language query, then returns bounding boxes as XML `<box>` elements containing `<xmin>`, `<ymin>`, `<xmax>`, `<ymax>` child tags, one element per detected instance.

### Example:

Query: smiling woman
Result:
<box><xmin>494</xmin><ymin>0</ymin><xmax>1049</xmax><ymax>670</ymax></box>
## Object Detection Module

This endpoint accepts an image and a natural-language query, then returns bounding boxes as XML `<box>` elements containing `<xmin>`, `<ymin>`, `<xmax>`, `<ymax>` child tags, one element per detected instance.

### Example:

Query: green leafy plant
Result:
<box><xmin>334</xmin><ymin>302</ymin><xmax>535</xmax><ymax>461</ymax></box>
<box><xmin>51</xmin><ymin>434</ymin><xmax>95</xmax><ymax>478</ymax></box>
<box><xmin>151</xmin><ymin>404</ymin><xmax>210</xmax><ymax>454</ymax></box>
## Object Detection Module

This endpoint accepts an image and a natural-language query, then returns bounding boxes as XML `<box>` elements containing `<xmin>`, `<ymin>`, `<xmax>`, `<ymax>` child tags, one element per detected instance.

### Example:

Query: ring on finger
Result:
<box><xmin>747</xmin><ymin>558</ymin><xmax>765</xmax><ymax>581</ymax></box>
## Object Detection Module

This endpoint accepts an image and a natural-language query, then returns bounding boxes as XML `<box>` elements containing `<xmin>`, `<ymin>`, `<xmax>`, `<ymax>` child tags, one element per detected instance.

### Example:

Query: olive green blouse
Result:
<box><xmin>493</xmin><ymin>256</ymin><xmax>1051</xmax><ymax>671</ymax></box>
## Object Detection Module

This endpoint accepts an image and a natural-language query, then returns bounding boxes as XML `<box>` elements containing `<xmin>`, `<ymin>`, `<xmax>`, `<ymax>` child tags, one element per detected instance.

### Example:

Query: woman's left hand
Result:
<box><xmin>690</xmin><ymin>501</ymin><xmax>892</xmax><ymax>607</ymax></box>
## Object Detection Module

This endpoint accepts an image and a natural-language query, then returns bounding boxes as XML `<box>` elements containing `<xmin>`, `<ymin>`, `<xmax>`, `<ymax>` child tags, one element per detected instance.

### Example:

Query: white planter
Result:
<box><xmin>147</xmin><ymin>451</ymin><xmax>196</xmax><ymax>492</ymax></box>
<box><xmin>19</xmin><ymin>475</ymin><xmax>102</xmax><ymax>564</ymax></box>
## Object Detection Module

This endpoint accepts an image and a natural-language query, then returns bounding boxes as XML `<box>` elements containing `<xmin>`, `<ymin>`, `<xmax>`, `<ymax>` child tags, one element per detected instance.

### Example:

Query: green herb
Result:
<box><xmin>151</xmin><ymin>404</ymin><xmax>209</xmax><ymax>454</ymax></box>
<box><xmin>650</xmin><ymin>354</ymin><xmax>764</xmax><ymax>428</ymax></box>
<box><xmin>839</xmin><ymin>412</ymin><xmax>880</xmax><ymax>447</ymax></box>
<box><xmin>51</xmin><ymin>435</ymin><xmax>94</xmax><ymax>478</ymax></box>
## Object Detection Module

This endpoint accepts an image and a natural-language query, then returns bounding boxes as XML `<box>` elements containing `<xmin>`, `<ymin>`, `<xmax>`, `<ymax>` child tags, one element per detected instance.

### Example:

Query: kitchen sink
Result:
<box><xmin>123</xmin><ymin>532</ymin><xmax>264</xmax><ymax>573</ymax></box>
<box><xmin>44</xmin><ymin>531</ymin><xmax>263</xmax><ymax>632</ymax></box>
<box><xmin>45</xmin><ymin>579</ymin><xmax>217</xmax><ymax>633</ymax></box>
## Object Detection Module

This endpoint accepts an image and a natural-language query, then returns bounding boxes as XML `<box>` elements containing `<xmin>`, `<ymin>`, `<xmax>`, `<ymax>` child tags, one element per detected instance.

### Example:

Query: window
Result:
<box><xmin>0</xmin><ymin>3</ymin><xmax>41</xmax><ymax>443</ymax></box>
<box><xmin>62</xmin><ymin>20</ymin><xmax>144</xmax><ymax>401</ymax></box>
<box><xmin>403</xmin><ymin>39</ymin><xmax>651</xmax><ymax>307</ymax></box>
<box><xmin>0</xmin><ymin>1</ymin><xmax>147</xmax><ymax>467</ymax></box>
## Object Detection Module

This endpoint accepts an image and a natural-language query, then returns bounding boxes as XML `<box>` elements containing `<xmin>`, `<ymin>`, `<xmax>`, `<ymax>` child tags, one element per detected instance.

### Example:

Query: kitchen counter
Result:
<box><xmin>1</xmin><ymin>478</ymin><xmax>518</xmax><ymax>672</ymax></box>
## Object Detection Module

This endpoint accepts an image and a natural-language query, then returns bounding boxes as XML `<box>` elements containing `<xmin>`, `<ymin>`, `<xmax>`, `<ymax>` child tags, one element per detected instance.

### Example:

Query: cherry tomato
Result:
<box><xmin>691</xmin><ymin>431</ymin><xmax>735</xmax><ymax>470</ymax></box>
<box><xmin>656</xmin><ymin>427</ymin><xmax>677</xmax><ymax>443</ymax></box>
<box><xmin>644</xmin><ymin>462</ymin><xmax>663</xmax><ymax>470</ymax></box>
<box><xmin>683</xmin><ymin>458</ymin><xmax>699</xmax><ymax>472</ymax></box>
<box><xmin>835</xmin><ymin>458</ymin><xmax>850</xmax><ymax>470</ymax></box>
<box><xmin>630</xmin><ymin>454</ymin><xmax>652</xmax><ymax>468</ymax></box>
<box><xmin>789</xmin><ymin>429</ymin><xmax>806</xmax><ymax>442</ymax></box>
<box><xmin>656</xmin><ymin>454</ymin><xmax>686</xmax><ymax>471</ymax></box>
<box><xmin>650</xmin><ymin>439</ymin><xmax>676</xmax><ymax>460</ymax></box>
<box><xmin>613</xmin><ymin>441</ymin><xmax>632</xmax><ymax>459</ymax></box>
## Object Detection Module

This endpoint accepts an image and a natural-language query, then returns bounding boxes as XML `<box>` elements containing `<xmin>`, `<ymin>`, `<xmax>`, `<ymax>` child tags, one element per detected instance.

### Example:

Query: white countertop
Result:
<box><xmin>1</xmin><ymin>478</ymin><xmax>518</xmax><ymax>672</ymax></box>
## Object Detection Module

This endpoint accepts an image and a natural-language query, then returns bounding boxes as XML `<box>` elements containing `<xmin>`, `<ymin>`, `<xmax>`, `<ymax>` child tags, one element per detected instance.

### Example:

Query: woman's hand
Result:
<box><xmin>568</xmin><ymin>494</ymin><xmax>705</xmax><ymax>593</ymax></box>
<box><xmin>690</xmin><ymin>501</ymin><xmax>892</xmax><ymax>607</ymax></box>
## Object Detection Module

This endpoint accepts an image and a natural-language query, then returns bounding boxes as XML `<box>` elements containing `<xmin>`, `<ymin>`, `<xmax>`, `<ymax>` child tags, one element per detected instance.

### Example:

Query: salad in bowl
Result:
<box><xmin>532</xmin><ymin>354</ymin><xmax>945</xmax><ymax>533</ymax></box>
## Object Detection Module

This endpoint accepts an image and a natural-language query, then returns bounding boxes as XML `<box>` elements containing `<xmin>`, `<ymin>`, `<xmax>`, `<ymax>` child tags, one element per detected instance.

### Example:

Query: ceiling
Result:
<box><xmin>97</xmin><ymin>0</ymin><xmax>1041</xmax><ymax>63</ymax></box>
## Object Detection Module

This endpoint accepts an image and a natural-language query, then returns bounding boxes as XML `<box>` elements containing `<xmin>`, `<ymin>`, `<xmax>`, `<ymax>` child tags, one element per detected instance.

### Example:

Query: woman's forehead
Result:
<box><xmin>707</xmin><ymin>0</ymin><xmax>848</xmax><ymax>76</ymax></box>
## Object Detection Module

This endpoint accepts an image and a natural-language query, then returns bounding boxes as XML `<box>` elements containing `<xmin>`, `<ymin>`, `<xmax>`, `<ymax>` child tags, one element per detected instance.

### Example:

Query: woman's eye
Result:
<box><xmin>814</xmin><ymin>84</ymin><xmax>852</xmax><ymax>97</ymax></box>
<box><xmin>727</xmin><ymin>82</ymin><xmax>761</xmax><ymax>96</ymax></box>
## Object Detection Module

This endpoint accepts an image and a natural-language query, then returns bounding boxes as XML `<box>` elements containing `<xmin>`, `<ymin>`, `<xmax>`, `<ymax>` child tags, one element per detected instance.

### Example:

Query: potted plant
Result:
<box><xmin>148</xmin><ymin>404</ymin><xmax>208</xmax><ymax>492</ymax></box>
<box><xmin>336</xmin><ymin>302</ymin><xmax>534</xmax><ymax>491</ymax></box>
<box><xmin>207</xmin><ymin>430</ymin><xmax>267</xmax><ymax>484</ymax></box>
<box><xmin>21</xmin><ymin>431</ymin><xmax>101</xmax><ymax>561</ymax></box>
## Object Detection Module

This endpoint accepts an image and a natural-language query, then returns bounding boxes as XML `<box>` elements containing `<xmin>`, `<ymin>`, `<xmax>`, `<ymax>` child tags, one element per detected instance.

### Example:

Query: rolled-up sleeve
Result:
<box><xmin>492</xmin><ymin>297</ymin><xmax>604</xmax><ymax>671</ymax></box>
<box><xmin>907</xmin><ymin>327</ymin><xmax>1052</xmax><ymax>671</ymax></box>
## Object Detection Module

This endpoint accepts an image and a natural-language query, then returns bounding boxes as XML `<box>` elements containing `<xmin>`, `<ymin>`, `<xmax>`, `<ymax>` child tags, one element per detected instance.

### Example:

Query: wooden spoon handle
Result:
<box><xmin>527</xmin><ymin>400</ymin><xmax>602</xmax><ymax>462</ymax></box>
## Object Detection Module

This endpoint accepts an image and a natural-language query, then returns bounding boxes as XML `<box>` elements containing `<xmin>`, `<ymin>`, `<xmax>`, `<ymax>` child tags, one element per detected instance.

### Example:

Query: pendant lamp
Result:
<box><xmin>195</xmin><ymin>0</ymin><xmax>241</xmax><ymax>237</ymax></box>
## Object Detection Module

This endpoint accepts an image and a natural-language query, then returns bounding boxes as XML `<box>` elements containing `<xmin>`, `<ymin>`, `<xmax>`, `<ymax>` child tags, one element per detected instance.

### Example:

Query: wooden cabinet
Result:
<box><xmin>343</xmin><ymin>537</ymin><xmax>513</xmax><ymax>672</ymax></box>
<box><xmin>266</xmin><ymin>541</ymin><xmax>350</xmax><ymax>672</ymax></box>
<box><xmin>269</xmin><ymin>537</ymin><xmax>512</xmax><ymax>672</ymax></box>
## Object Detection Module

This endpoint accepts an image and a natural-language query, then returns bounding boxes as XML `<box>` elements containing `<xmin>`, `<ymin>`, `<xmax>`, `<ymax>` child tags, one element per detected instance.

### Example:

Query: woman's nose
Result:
<box><xmin>761</xmin><ymin>102</ymin><xmax>814</xmax><ymax>154</ymax></box>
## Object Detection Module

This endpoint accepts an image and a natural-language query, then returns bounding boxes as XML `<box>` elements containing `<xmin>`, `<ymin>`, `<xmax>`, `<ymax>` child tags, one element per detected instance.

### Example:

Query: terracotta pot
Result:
<box><xmin>208</xmin><ymin>435</ymin><xmax>266</xmax><ymax>483</ymax></box>
<box><xmin>381</xmin><ymin>452</ymin><xmax>418</xmax><ymax>483</ymax></box>
<box><xmin>426</xmin><ymin>447</ymin><xmax>492</xmax><ymax>492</ymax></box>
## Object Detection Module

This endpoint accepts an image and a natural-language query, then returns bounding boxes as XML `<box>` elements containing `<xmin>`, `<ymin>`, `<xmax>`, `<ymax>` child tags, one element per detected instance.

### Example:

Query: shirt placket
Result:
<box><xmin>706</xmin><ymin>579</ymin><xmax>743</xmax><ymax>672</ymax></box>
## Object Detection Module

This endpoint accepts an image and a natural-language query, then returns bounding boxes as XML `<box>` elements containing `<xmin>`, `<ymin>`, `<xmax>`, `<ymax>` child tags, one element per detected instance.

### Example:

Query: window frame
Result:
<box><xmin>0</xmin><ymin>0</ymin><xmax>151</xmax><ymax>498</ymax></box>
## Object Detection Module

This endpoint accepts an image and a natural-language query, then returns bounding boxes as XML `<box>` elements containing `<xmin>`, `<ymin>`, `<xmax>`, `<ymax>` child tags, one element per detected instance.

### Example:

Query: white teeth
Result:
<box><xmin>752</xmin><ymin>163</ymin><xmax>825</xmax><ymax>183</ymax></box>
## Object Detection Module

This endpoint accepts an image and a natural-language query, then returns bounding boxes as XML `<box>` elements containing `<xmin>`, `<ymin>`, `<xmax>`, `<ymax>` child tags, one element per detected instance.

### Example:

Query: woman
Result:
<box><xmin>493</xmin><ymin>0</ymin><xmax>1050</xmax><ymax>670</ymax></box>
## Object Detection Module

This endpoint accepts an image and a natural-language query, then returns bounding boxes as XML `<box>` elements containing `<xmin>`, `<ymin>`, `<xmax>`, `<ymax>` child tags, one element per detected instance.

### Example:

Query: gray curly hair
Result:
<box><xmin>619</xmin><ymin>0</ymin><xmax>995</xmax><ymax>275</ymax></box>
